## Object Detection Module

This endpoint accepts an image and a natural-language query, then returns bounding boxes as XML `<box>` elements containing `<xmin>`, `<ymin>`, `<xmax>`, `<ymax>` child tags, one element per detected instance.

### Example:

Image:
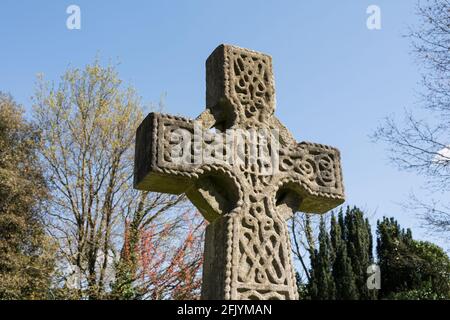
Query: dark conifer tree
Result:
<box><xmin>309</xmin><ymin>217</ymin><xmax>335</xmax><ymax>299</ymax></box>
<box><xmin>345</xmin><ymin>207</ymin><xmax>373</xmax><ymax>299</ymax></box>
<box><xmin>330</xmin><ymin>212</ymin><xmax>358</xmax><ymax>299</ymax></box>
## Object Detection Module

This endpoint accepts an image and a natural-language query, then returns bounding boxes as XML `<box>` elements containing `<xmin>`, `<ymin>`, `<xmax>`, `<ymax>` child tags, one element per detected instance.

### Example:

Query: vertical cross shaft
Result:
<box><xmin>134</xmin><ymin>44</ymin><xmax>345</xmax><ymax>300</ymax></box>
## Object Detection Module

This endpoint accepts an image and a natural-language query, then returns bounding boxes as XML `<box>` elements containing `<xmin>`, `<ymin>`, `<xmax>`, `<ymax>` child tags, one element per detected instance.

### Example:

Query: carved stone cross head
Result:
<box><xmin>134</xmin><ymin>44</ymin><xmax>345</xmax><ymax>300</ymax></box>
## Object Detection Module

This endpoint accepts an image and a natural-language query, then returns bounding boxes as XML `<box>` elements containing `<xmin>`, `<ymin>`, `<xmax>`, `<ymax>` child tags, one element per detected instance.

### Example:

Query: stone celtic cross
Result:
<box><xmin>134</xmin><ymin>44</ymin><xmax>345</xmax><ymax>300</ymax></box>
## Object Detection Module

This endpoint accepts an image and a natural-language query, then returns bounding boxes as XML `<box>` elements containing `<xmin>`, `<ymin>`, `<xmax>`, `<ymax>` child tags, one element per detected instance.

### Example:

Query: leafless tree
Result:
<box><xmin>373</xmin><ymin>0</ymin><xmax>450</xmax><ymax>238</ymax></box>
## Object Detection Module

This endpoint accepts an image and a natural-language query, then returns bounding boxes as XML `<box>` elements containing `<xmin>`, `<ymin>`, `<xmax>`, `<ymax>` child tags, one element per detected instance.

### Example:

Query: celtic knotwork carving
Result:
<box><xmin>234</xmin><ymin>127</ymin><xmax>279</xmax><ymax>193</ymax></box>
<box><xmin>237</xmin><ymin>288</ymin><xmax>290</xmax><ymax>300</ymax></box>
<box><xmin>316</xmin><ymin>153</ymin><xmax>335</xmax><ymax>186</ymax></box>
<box><xmin>278</xmin><ymin>142</ymin><xmax>343</xmax><ymax>200</ymax></box>
<box><xmin>229</xmin><ymin>49</ymin><xmax>275</xmax><ymax>123</ymax></box>
<box><xmin>237</xmin><ymin>198</ymin><xmax>288</xmax><ymax>287</ymax></box>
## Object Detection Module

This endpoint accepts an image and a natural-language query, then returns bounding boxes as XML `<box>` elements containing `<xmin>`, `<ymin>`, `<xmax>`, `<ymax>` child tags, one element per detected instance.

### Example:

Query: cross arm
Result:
<box><xmin>279</xmin><ymin>142</ymin><xmax>345</xmax><ymax>214</ymax></box>
<box><xmin>134</xmin><ymin>112</ymin><xmax>200</xmax><ymax>194</ymax></box>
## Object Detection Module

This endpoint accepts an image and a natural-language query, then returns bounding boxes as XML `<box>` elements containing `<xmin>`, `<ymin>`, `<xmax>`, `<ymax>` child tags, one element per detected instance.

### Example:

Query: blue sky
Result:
<box><xmin>1</xmin><ymin>1</ymin><xmax>445</xmax><ymax>250</ymax></box>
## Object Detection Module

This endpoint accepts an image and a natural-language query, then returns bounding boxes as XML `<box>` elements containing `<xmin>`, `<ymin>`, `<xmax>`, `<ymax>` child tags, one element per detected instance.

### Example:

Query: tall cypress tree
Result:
<box><xmin>330</xmin><ymin>212</ymin><xmax>358</xmax><ymax>299</ymax></box>
<box><xmin>377</xmin><ymin>217</ymin><xmax>403</xmax><ymax>297</ymax></box>
<box><xmin>308</xmin><ymin>250</ymin><xmax>319</xmax><ymax>299</ymax></box>
<box><xmin>306</xmin><ymin>207</ymin><xmax>375</xmax><ymax>300</ymax></box>
<box><xmin>365</xmin><ymin>216</ymin><xmax>377</xmax><ymax>299</ymax></box>
<box><xmin>345</xmin><ymin>207</ymin><xmax>373</xmax><ymax>299</ymax></box>
<box><xmin>309</xmin><ymin>216</ymin><xmax>335</xmax><ymax>299</ymax></box>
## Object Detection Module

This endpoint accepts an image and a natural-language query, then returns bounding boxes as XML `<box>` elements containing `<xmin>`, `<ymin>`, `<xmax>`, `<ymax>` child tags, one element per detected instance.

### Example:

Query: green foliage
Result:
<box><xmin>306</xmin><ymin>208</ymin><xmax>449</xmax><ymax>300</ymax></box>
<box><xmin>344</xmin><ymin>207</ymin><xmax>373</xmax><ymax>299</ymax></box>
<box><xmin>377</xmin><ymin>217</ymin><xmax>450</xmax><ymax>299</ymax></box>
<box><xmin>309</xmin><ymin>217</ymin><xmax>335</xmax><ymax>299</ymax></box>
<box><xmin>330</xmin><ymin>212</ymin><xmax>358</xmax><ymax>300</ymax></box>
<box><xmin>308</xmin><ymin>207</ymin><xmax>374</xmax><ymax>300</ymax></box>
<box><xmin>387</xmin><ymin>285</ymin><xmax>447</xmax><ymax>300</ymax></box>
<box><xmin>0</xmin><ymin>93</ymin><xmax>56</xmax><ymax>299</ymax></box>
<box><xmin>295</xmin><ymin>272</ymin><xmax>310</xmax><ymax>299</ymax></box>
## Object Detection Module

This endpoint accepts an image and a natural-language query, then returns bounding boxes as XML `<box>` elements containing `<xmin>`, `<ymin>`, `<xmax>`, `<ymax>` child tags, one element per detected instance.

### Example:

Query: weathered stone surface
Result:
<box><xmin>134</xmin><ymin>44</ymin><xmax>345</xmax><ymax>300</ymax></box>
